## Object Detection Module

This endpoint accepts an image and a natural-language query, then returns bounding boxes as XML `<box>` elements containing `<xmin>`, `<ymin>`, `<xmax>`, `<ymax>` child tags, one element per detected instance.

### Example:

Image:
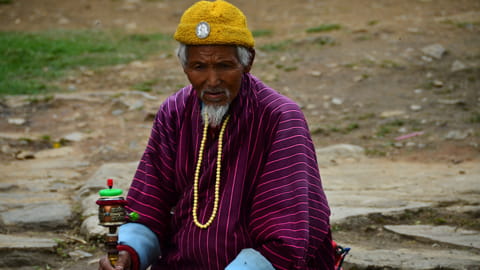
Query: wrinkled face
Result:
<box><xmin>183</xmin><ymin>45</ymin><xmax>251</xmax><ymax>107</ymax></box>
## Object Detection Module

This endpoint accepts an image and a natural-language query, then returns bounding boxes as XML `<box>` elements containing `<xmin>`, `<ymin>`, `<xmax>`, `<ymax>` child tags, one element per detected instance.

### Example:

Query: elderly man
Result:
<box><xmin>99</xmin><ymin>0</ymin><xmax>334</xmax><ymax>269</ymax></box>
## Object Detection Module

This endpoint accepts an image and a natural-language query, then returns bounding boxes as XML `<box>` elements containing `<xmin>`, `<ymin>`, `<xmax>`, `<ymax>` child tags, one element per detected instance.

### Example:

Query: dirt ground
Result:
<box><xmin>1</xmin><ymin>0</ymin><xmax>479</xmax><ymax>163</ymax></box>
<box><xmin>0</xmin><ymin>0</ymin><xmax>479</xmax><ymax>269</ymax></box>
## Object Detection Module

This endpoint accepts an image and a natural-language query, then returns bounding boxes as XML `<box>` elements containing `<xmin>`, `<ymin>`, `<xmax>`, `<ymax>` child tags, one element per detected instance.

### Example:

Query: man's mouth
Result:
<box><xmin>201</xmin><ymin>89</ymin><xmax>229</xmax><ymax>103</ymax></box>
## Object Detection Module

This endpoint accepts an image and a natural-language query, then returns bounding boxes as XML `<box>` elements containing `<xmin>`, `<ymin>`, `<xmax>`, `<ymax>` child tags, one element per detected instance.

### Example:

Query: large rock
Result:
<box><xmin>0</xmin><ymin>202</ymin><xmax>72</xmax><ymax>230</ymax></box>
<box><xmin>384</xmin><ymin>225</ymin><xmax>480</xmax><ymax>249</ymax></box>
<box><xmin>0</xmin><ymin>234</ymin><xmax>57</xmax><ymax>250</ymax></box>
<box><xmin>80</xmin><ymin>215</ymin><xmax>107</xmax><ymax>240</ymax></box>
<box><xmin>346</xmin><ymin>244</ymin><xmax>480</xmax><ymax>269</ymax></box>
<box><xmin>330</xmin><ymin>201</ymin><xmax>430</xmax><ymax>223</ymax></box>
<box><xmin>421</xmin><ymin>44</ymin><xmax>446</xmax><ymax>59</ymax></box>
<box><xmin>0</xmin><ymin>234</ymin><xmax>58</xmax><ymax>267</ymax></box>
<box><xmin>79</xmin><ymin>162</ymin><xmax>138</xmax><ymax>198</ymax></box>
<box><xmin>316</xmin><ymin>144</ymin><xmax>365</xmax><ymax>165</ymax></box>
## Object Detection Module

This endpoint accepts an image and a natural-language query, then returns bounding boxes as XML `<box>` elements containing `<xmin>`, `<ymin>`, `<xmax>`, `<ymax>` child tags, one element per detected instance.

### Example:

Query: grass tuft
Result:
<box><xmin>252</xmin><ymin>29</ymin><xmax>273</xmax><ymax>38</ymax></box>
<box><xmin>306</xmin><ymin>24</ymin><xmax>341</xmax><ymax>33</ymax></box>
<box><xmin>0</xmin><ymin>30</ymin><xmax>172</xmax><ymax>95</ymax></box>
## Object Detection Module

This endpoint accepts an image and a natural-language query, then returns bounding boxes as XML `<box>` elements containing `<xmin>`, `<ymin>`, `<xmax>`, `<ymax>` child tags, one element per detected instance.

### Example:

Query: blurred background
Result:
<box><xmin>0</xmin><ymin>0</ymin><xmax>479</xmax><ymax>269</ymax></box>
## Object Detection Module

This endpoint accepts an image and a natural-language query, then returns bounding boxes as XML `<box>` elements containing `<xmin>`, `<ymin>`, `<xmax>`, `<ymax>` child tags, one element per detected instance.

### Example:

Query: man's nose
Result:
<box><xmin>206</xmin><ymin>69</ymin><xmax>220</xmax><ymax>88</ymax></box>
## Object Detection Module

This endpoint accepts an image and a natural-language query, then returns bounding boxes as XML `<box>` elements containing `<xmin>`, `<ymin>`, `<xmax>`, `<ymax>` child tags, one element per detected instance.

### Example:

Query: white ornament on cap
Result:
<box><xmin>196</xmin><ymin>21</ymin><xmax>210</xmax><ymax>39</ymax></box>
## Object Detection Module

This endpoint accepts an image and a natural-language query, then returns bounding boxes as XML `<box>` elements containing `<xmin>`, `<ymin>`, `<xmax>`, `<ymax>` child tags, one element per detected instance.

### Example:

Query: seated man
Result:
<box><xmin>99</xmin><ymin>0</ymin><xmax>334</xmax><ymax>269</ymax></box>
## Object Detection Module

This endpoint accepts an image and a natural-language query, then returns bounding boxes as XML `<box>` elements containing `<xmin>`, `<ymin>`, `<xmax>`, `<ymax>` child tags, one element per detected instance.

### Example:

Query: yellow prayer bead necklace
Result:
<box><xmin>192</xmin><ymin>113</ymin><xmax>230</xmax><ymax>229</ymax></box>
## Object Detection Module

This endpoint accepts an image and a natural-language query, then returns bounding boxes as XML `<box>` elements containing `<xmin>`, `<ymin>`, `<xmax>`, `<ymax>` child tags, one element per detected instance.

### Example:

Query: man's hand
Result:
<box><xmin>98</xmin><ymin>251</ymin><xmax>132</xmax><ymax>270</ymax></box>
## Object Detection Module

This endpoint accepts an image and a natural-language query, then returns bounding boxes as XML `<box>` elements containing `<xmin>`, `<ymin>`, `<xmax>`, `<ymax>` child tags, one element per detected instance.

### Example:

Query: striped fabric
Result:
<box><xmin>126</xmin><ymin>73</ymin><xmax>334</xmax><ymax>269</ymax></box>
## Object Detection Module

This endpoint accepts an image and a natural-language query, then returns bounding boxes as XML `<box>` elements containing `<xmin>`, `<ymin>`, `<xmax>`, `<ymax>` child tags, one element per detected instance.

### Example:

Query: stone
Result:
<box><xmin>1</xmin><ymin>202</ymin><xmax>72</xmax><ymax>229</ymax></box>
<box><xmin>421</xmin><ymin>44</ymin><xmax>446</xmax><ymax>59</ymax></box>
<box><xmin>346</xmin><ymin>244</ymin><xmax>480</xmax><ymax>269</ymax></box>
<box><xmin>410</xmin><ymin>104</ymin><xmax>422</xmax><ymax>111</ymax></box>
<box><xmin>437</xmin><ymin>99</ymin><xmax>466</xmax><ymax>105</ymax></box>
<box><xmin>432</xmin><ymin>80</ymin><xmax>444</xmax><ymax>87</ymax></box>
<box><xmin>63</xmin><ymin>132</ymin><xmax>85</xmax><ymax>142</ymax></box>
<box><xmin>393</xmin><ymin>142</ymin><xmax>404</xmax><ymax>148</ymax></box>
<box><xmin>316</xmin><ymin>144</ymin><xmax>365</xmax><ymax>162</ymax></box>
<box><xmin>129</xmin><ymin>100</ymin><xmax>144</xmax><ymax>111</ymax></box>
<box><xmin>68</xmin><ymin>249</ymin><xmax>93</xmax><ymax>260</ymax></box>
<box><xmin>330</xmin><ymin>201</ymin><xmax>431</xmax><ymax>223</ymax></box>
<box><xmin>58</xmin><ymin>17</ymin><xmax>70</xmax><ymax>25</ymax></box>
<box><xmin>79</xmin><ymin>162</ymin><xmax>138</xmax><ymax>198</ymax></box>
<box><xmin>421</xmin><ymin>55</ymin><xmax>433</xmax><ymax>62</ymax></box>
<box><xmin>80</xmin><ymin>215</ymin><xmax>107</xmax><ymax>239</ymax></box>
<box><xmin>7</xmin><ymin>118</ymin><xmax>26</xmax><ymax>125</ymax></box>
<box><xmin>35</xmin><ymin>146</ymin><xmax>74</xmax><ymax>158</ymax></box>
<box><xmin>0</xmin><ymin>234</ymin><xmax>57</xmax><ymax>250</ymax></box>
<box><xmin>331</xmin><ymin>97</ymin><xmax>343</xmax><ymax>105</ymax></box>
<box><xmin>125</xmin><ymin>22</ymin><xmax>137</xmax><ymax>31</ymax></box>
<box><xmin>308</xmin><ymin>71</ymin><xmax>322</xmax><ymax>77</ymax></box>
<box><xmin>444</xmin><ymin>130</ymin><xmax>470</xmax><ymax>140</ymax></box>
<box><xmin>15</xmin><ymin>150</ymin><xmax>35</xmax><ymax>160</ymax></box>
<box><xmin>384</xmin><ymin>225</ymin><xmax>480</xmax><ymax>249</ymax></box>
<box><xmin>81</xmin><ymin>193</ymin><xmax>100</xmax><ymax>217</ymax></box>
<box><xmin>353</xmin><ymin>75</ymin><xmax>365</xmax><ymax>82</ymax></box>
<box><xmin>380</xmin><ymin>110</ymin><xmax>405</xmax><ymax>118</ymax></box>
<box><xmin>451</xmin><ymin>60</ymin><xmax>467</xmax><ymax>72</ymax></box>
<box><xmin>112</xmin><ymin>109</ymin><xmax>124</xmax><ymax>116</ymax></box>
<box><xmin>1</xmin><ymin>144</ymin><xmax>13</xmax><ymax>154</ymax></box>
<box><xmin>414</xmin><ymin>88</ymin><xmax>424</xmax><ymax>94</ymax></box>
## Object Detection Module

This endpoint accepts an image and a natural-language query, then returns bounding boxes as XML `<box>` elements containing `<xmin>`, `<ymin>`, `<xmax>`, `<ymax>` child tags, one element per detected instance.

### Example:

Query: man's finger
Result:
<box><xmin>114</xmin><ymin>251</ymin><xmax>132</xmax><ymax>270</ymax></box>
<box><xmin>98</xmin><ymin>255</ymin><xmax>115</xmax><ymax>270</ymax></box>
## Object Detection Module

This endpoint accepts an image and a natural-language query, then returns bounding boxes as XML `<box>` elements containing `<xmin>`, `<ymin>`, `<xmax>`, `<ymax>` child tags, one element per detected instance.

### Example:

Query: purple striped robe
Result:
<box><xmin>126</xmin><ymin>73</ymin><xmax>334</xmax><ymax>269</ymax></box>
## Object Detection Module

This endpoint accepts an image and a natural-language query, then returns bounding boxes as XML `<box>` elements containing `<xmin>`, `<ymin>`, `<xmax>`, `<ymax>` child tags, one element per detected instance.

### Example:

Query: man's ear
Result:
<box><xmin>243</xmin><ymin>48</ymin><xmax>255</xmax><ymax>73</ymax></box>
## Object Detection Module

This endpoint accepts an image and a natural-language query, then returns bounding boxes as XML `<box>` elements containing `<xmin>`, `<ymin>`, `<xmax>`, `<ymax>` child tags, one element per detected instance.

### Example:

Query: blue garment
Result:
<box><xmin>119</xmin><ymin>223</ymin><xmax>161</xmax><ymax>270</ymax></box>
<box><xmin>119</xmin><ymin>223</ymin><xmax>274</xmax><ymax>270</ymax></box>
<box><xmin>225</xmin><ymin>248</ymin><xmax>275</xmax><ymax>270</ymax></box>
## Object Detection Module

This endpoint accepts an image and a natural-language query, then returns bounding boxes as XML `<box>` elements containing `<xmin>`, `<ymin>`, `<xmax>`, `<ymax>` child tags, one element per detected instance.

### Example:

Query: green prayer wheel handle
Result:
<box><xmin>129</xmin><ymin>212</ymin><xmax>140</xmax><ymax>221</ymax></box>
<box><xmin>99</xmin><ymin>188</ymin><xmax>123</xmax><ymax>197</ymax></box>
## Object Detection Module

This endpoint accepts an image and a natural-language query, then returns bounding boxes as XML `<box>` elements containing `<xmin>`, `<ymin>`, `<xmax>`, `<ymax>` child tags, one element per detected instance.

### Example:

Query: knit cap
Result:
<box><xmin>174</xmin><ymin>0</ymin><xmax>255</xmax><ymax>48</ymax></box>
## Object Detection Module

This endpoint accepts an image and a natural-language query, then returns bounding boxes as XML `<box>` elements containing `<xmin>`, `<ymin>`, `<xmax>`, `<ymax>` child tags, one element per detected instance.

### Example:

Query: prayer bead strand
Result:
<box><xmin>192</xmin><ymin>113</ymin><xmax>230</xmax><ymax>229</ymax></box>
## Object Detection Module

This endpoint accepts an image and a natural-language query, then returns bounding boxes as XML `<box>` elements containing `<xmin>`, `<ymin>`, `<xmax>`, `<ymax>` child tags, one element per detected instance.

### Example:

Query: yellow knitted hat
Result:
<box><xmin>174</xmin><ymin>0</ymin><xmax>255</xmax><ymax>48</ymax></box>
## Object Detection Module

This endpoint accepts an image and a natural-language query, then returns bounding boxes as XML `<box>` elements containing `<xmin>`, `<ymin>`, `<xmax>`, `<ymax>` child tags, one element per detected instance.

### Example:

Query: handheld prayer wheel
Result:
<box><xmin>96</xmin><ymin>179</ymin><xmax>139</xmax><ymax>266</ymax></box>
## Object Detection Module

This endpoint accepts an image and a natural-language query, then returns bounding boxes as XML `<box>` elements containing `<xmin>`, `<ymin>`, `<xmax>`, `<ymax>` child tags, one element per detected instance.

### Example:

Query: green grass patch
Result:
<box><xmin>442</xmin><ymin>19</ymin><xmax>480</xmax><ymax>29</ymax></box>
<box><xmin>0</xmin><ymin>30</ymin><xmax>173</xmax><ymax>95</ymax></box>
<box><xmin>131</xmin><ymin>79</ymin><xmax>159</xmax><ymax>92</ymax></box>
<box><xmin>252</xmin><ymin>29</ymin><xmax>273</xmax><ymax>37</ymax></box>
<box><xmin>306</xmin><ymin>24</ymin><xmax>341</xmax><ymax>33</ymax></box>
<box><xmin>259</xmin><ymin>40</ymin><xmax>292</xmax><ymax>52</ymax></box>
<box><xmin>380</xmin><ymin>59</ymin><xmax>404</xmax><ymax>69</ymax></box>
<box><xmin>469</xmin><ymin>112</ymin><xmax>480</xmax><ymax>123</ymax></box>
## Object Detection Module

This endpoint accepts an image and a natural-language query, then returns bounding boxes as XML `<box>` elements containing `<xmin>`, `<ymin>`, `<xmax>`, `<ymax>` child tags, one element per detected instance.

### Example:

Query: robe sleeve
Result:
<box><xmin>248</xmin><ymin>107</ymin><xmax>333</xmax><ymax>270</ymax></box>
<box><xmin>125</xmin><ymin>98</ymin><xmax>180</xmax><ymax>244</ymax></box>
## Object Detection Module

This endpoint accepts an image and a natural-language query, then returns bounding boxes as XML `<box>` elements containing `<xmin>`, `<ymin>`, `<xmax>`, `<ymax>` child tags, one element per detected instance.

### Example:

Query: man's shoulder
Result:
<box><xmin>159</xmin><ymin>86</ymin><xmax>195</xmax><ymax>111</ymax></box>
<box><xmin>250</xmin><ymin>77</ymin><xmax>302</xmax><ymax>116</ymax></box>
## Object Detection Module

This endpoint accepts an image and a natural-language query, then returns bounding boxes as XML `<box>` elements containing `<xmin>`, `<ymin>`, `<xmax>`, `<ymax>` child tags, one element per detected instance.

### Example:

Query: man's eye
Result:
<box><xmin>218</xmin><ymin>63</ymin><xmax>233</xmax><ymax>69</ymax></box>
<box><xmin>191</xmin><ymin>64</ymin><xmax>204</xmax><ymax>70</ymax></box>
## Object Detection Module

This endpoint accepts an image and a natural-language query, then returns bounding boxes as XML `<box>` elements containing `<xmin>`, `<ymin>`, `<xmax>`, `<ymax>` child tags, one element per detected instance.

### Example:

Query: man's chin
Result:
<box><xmin>202</xmin><ymin>101</ymin><xmax>228</xmax><ymax>107</ymax></box>
<box><xmin>202</xmin><ymin>103</ymin><xmax>230</xmax><ymax>127</ymax></box>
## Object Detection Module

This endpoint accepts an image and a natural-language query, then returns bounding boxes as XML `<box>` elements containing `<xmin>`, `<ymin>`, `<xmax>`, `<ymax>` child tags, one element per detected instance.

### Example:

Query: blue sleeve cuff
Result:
<box><xmin>225</xmin><ymin>248</ymin><xmax>275</xmax><ymax>270</ymax></box>
<box><xmin>119</xmin><ymin>223</ymin><xmax>161</xmax><ymax>270</ymax></box>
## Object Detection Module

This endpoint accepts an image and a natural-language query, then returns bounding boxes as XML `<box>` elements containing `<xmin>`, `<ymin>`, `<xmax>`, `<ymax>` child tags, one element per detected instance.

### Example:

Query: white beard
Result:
<box><xmin>202</xmin><ymin>104</ymin><xmax>229</xmax><ymax>127</ymax></box>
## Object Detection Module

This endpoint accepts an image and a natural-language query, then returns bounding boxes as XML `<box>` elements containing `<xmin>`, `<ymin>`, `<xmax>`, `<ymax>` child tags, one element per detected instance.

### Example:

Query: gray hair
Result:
<box><xmin>176</xmin><ymin>43</ymin><xmax>252</xmax><ymax>68</ymax></box>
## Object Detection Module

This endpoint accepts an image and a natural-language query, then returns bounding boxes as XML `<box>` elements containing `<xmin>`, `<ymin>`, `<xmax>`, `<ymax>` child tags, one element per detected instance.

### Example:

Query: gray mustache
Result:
<box><xmin>201</xmin><ymin>88</ymin><xmax>230</xmax><ymax>97</ymax></box>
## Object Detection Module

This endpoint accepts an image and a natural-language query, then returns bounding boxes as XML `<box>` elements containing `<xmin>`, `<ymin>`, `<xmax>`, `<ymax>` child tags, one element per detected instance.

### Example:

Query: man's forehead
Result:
<box><xmin>187</xmin><ymin>45</ymin><xmax>237</xmax><ymax>56</ymax></box>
